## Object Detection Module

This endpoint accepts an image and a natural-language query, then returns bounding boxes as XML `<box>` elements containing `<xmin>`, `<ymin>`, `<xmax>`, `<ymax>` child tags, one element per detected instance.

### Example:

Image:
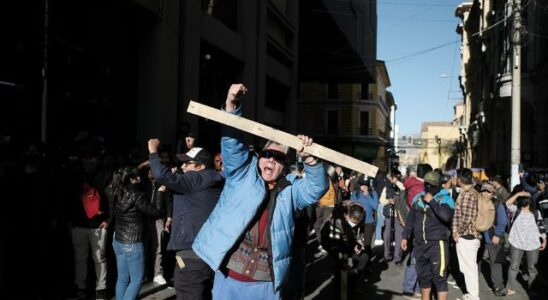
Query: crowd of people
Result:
<box><xmin>317</xmin><ymin>162</ymin><xmax>548</xmax><ymax>300</ymax></box>
<box><xmin>1</xmin><ymin>83</ymin><xmax>547</xmax><ymax>300</ymax></box>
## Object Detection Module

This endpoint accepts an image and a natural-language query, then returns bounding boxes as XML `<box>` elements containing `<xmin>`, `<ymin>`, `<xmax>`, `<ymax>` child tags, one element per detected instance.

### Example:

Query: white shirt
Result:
<box><xmin>508</xmin><ymin>205</ymin><xmax>546</xmax><ymax>251</ymax></box>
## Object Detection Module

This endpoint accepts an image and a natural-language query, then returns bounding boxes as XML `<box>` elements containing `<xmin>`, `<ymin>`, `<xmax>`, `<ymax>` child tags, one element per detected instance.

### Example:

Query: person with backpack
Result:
<box><xmin>69</xmin><ymin>172</ymin><xmax>111</xmax><ymax>300</ymax></box>
<box><xmin>452</xmin><ymin>168</ymin><xmax>481</xmax><ymax>300</ymax></box>
<box><xmin>505</xmin><ymin>191</ymin><xmax>547</xmax><ymax>296</ymax></box>
<box><xmin>401</xmin><ymin>171</ymin><xmax>455</xmax><ymax>300</ymax></box>
<box><xmin>479</xmin><ymin>183</ymin><xmax>508</xmax><ymax>296</ymax></box>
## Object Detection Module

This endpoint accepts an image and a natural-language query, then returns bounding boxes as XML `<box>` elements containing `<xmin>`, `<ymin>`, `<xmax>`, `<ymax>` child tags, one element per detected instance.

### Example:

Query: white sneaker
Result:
<box><xmin>456</xmin><ymin>293</ymin><xmax>471</xmax><ymax>300</ymax></box>
<box><xmin>153</xmin><ymin>275</ymin><xmax>167</xmax><ymax>285</ymax></box>
<box><xmin>374</xmin><ymin>239</ymin><xmax>384</xmax><ymax>246</ymax></box>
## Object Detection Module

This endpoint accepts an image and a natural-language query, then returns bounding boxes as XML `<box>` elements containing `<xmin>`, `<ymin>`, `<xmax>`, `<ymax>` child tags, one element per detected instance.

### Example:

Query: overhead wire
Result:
<box><xmin>442</xmin><ymin>41</ymin><xmax>460</xmax><ymax>122</ymax></box>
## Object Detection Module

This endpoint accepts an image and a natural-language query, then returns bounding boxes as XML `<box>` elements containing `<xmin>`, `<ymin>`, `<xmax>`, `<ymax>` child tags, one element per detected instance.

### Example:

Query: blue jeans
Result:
<box><xmin>212</xmin><ymin>271</ymin><xmax>280</xmax><ymax>300</ymax></box>
<box><xmin>403</xmin><ymin>251</ymin><xmax>420</xmax><ymax>294</ymax></box>
<box><xmin>375</xmin><ymin>204</ymin><xmax>385</xmax><ymax>241</ymax></box>
<box><xmin>113</xmin><ymin>240</ymin><xmax>144</xmax><ymax>300</ymax></box>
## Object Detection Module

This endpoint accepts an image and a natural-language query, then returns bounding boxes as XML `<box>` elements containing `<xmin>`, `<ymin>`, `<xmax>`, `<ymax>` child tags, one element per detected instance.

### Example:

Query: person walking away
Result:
<box><xmin>383</xmin><ymin>169</ymin><xmax>406</xmax><ymax>264</ymax></box>
<box><xmin>452</xmin><ymin>168</ymin><xmax>481</xmax><ymax>300</ymax></box>
<box><xmin>69</xmin><ymin>173</ymin><xmax>110</xmax><ymax>300</ymax></box>
<box><xmin>111</xmin><ymin>167</ymin><xmax>163</xmax><ymax>300</ymax></box>
<box><xmin>148</xmin><ymin>140</ymin><xmax>224</xmax><ymax>300</ymax></box>
<box><xmin>192</xmin><ymin>83</ymin><xmax>328</xmax><ymax>300</ymax></box>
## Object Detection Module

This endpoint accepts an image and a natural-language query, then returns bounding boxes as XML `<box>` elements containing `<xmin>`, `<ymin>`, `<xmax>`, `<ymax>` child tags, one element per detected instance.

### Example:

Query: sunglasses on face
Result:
<box><xmin>259</xmin><ymin>149</ymin><xmax>288</xmax><ymax>165</ymax></box>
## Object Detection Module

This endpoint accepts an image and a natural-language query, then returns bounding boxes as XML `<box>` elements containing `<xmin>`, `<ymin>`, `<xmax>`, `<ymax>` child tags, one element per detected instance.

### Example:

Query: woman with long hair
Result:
<box><xmin>505</xmin><ymin>191</ymin><xmax>547</xmax><ymax>296</ymax></box>
<box><xmin>111</xmin><ymin>166</ymin><xmax>162</xmax><ymax>300</ymax></box>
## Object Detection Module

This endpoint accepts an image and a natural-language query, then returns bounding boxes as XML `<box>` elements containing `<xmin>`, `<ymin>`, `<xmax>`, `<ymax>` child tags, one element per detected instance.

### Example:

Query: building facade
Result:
<box><xmin>298</xmin><ymin>59</ymin><xmax>393</xmax><ymax>171</ymax></box>
<box><xmin>295</xmin><ymin>0</ymin><xmax>387</xmax><ymax>171</ymax></box>
<box><xmin>456</xmin><ymin>0</ymin><xmax>548</xmax><ymax>177</ymax></box>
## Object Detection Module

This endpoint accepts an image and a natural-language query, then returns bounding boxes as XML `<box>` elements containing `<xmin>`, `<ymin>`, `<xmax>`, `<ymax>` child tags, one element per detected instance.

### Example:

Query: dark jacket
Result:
<box><xmin>321</xmin><ymin>216</ymin><xmax>365</xmax><ymax>257</ymax></box>
<box><xmin>149</xmin><ymin>152</ymin><xmax>224</xmax><ymax>251</ymax></box>
<box><xmin>113</xmin><ymin>185</ymin><xmax>162</xmax><ymax>244</ymax></box>
<box><xmin>402</xmin><ymin>189</ymin><xmax>455</xmax><ymax>245</ymax></box>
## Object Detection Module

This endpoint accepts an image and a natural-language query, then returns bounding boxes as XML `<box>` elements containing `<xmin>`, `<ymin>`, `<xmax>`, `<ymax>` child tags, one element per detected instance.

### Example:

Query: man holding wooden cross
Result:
<box><xmin>192</xmin><ymin>83</ymin><xmax>329</xmax><ymax>300</ymax></box>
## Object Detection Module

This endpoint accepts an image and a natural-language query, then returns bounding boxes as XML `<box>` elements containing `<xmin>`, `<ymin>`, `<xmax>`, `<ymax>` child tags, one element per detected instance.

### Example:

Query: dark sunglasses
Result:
<box><xmin>259</xmin><ymin>149</ymin><xmax>288</xmax><ymax>165</ymax></box>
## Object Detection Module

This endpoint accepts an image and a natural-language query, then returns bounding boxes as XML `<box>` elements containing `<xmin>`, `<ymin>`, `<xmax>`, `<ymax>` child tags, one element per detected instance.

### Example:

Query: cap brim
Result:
<box><xmin>176</xmin><ymin>153</ymin><xmax>193</xmax><ymax>162</ymax></box>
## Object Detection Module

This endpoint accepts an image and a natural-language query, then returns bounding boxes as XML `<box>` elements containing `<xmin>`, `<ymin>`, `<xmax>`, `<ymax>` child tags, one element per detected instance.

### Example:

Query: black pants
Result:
<box><xmin>173</xmin><ymin>257</ymin><xmax>214</xmax><ymax>300</ymax></box>
<box><xmin>415</xmin><ymin>241</ymin><xmax>449</xmax><ymax>292</ymax></box>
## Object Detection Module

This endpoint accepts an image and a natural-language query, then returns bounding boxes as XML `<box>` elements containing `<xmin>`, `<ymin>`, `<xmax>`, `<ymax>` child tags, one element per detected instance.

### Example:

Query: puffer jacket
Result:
<box><xmin>192</xmin><ymin>106</ymin><xmax>329</xmax><ymax>291</ymax></box>
<box><xmin>113</xmin><ymin>185</ymin><xmax>162</xmax><ymax>244</ymax></box>
<box><xmin>402</xmin><ymin>189</ymin><xmax>455</xmax><ymax>245</ymax></box>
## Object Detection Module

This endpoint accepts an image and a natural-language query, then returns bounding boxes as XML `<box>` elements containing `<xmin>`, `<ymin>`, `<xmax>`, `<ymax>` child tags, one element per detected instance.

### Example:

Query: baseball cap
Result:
<box><xmin>424</xmin><ymin>171</ymin><xmax>440</xmax><ymax>186</ymax></box>
<box><xmin>481</xmin><ymin>183</ymin><xmax>496</xmax><ymax>194</ymax></box>
<box><xmin>176</xmin><ymin>147</ymin><xmax>211</xmax><ymax>166</ymax></box>
<box><xmin>440</xmin><ymin>174</ymin><xmax>452</xmax><ymax>184</ymax></box>
<box><xmin>358</xmin><ymin>177</ymin><xmax>370</xmax><ymax>187</ymax></box>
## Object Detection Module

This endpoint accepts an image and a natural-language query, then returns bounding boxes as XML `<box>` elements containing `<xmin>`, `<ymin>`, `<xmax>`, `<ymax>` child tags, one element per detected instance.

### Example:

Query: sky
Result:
<box><xmin>377</xmin><ymin>0</ymin><xmax>463</xmax><ymax>136</ymax></box>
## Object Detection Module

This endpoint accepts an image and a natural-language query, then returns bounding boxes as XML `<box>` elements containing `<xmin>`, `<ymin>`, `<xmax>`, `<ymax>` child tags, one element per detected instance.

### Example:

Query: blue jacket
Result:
<box><xmin>149</xmin><ymin>153</ymin><xmax>224</xmax><ymax>251</ymax></box>
<box><xmin>350</xmin><ymin>190</ymin><xmax>378</xmax><ymax>224</ymax></box>
<box><xmin>483</xmin><ymin>202</ymin><xmax>508</xmax><ymax>244</ymax></box>
<box><xmin>402</xmin><ymin>189</ymin><xmax>455</xmax><ymax>245</ymax></box>
<box><xmin>192</xmin><ymin>106</ymin><xmax>328</xmax><ymax>290</ymax></box>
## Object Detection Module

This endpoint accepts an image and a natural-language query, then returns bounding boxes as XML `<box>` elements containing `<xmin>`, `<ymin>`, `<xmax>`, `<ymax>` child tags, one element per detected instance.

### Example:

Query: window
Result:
<box><xmin>360</xmin><ymin>111</ymin><xmax>369</xmax><ymax>135</ymax></box>
<box><xmin>327</xmin><ymin>110</ymin><xmax>339</xmax><ymax>135</ymax></box>
<box><xmin>361</xmin><ymin>83</ymin><xmax>370</xmax><ymax>100</ymax></box>
<box><xmin>328</xmin><ymin>83</ymin><xmax>339</xmax><ymax>99</ymax></box>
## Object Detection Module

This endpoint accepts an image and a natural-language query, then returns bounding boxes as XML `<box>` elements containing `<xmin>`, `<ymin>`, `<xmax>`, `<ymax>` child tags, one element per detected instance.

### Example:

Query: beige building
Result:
<box><xmin>416</xmin><ymin>100</ymin><xmax>465</xmax><ymax>170</ymax></box>
<box><xmin>419</xmin><ymin>122</ymin><xmax>460</xmax><ymax>170</ymax></box>
<box><xmin>456</xmin><ymin>0</ymin><xmax>548</xmax><ymax>177</ymax></box>
<box><xmin>298</xmin><ymin>61</ymin><xmax>394</xmax><ymax>170</ymax></box>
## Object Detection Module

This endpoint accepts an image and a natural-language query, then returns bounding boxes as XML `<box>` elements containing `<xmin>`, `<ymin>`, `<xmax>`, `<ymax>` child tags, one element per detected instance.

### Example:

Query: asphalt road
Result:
<box><xmin>303</xmin><ymin>236</ymin><xmax>547</xmax><ymax>300</ymax></box>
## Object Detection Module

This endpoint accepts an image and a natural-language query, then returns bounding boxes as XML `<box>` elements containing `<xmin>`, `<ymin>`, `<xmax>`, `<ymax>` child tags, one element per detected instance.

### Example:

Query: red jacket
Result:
<box><xmin>403</xmin><ymin>176</ymin><xmax>424</xmax><ymax>208</ymax></box>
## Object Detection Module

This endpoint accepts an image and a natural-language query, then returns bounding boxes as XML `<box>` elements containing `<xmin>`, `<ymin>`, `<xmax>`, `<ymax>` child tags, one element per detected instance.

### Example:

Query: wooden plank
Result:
<box><xmin>186</xmin><ymin>100</ymin><xmax>379</xmax><ymax>177</ymax></box>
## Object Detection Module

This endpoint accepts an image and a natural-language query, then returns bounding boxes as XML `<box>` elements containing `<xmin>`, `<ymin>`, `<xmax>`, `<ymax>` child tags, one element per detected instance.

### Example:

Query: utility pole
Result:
<box><xmin>510</xmin><ymin>0</ymin><xmax>522</xmax><ymax>188</ymax></box>
<box><xmin>41</xmin><ymin>0</ymin><xmax>49</xmax><ymax>143</ymax></box>
<box><xmin>435</xmin><ymin>135</ymin><xmax>442</xmax><ymax>168</ymax></box>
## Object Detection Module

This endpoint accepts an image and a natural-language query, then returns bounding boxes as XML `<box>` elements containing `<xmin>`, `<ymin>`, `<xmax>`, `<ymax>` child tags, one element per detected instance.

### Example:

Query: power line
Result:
<box><xmin>335</xmin><ymin>0</ymin><xmax>455</xmax><ymax>7</ymax></box>
<box><xmin>443</xmin><ymin>41</ymin><xmax>460</xmax><ymax>122</ymax></box>
<box><xmin>386</xmin><ymin>39</ymin><xmax>460</xmax><ymax>64</ymax></box>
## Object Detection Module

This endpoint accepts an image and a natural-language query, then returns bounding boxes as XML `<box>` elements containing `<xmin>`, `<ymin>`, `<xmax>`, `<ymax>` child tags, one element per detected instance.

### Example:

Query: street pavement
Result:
<box><xmin>303</xmin><ymin>238</ymin><xmax>547</xmax><ymax>300</ymax></box>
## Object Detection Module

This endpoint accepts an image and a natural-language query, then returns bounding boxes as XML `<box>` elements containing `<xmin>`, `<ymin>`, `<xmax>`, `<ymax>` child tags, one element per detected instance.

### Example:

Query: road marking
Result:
<box><xmin>304</xmin><ymin>275</ymin><xmax>334</xmax><ymax>300</ymax></box>
<box><xmin>305</xmin><ymin>255</ymin><xmax>328</xmax><ymax>268</ymax></box>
